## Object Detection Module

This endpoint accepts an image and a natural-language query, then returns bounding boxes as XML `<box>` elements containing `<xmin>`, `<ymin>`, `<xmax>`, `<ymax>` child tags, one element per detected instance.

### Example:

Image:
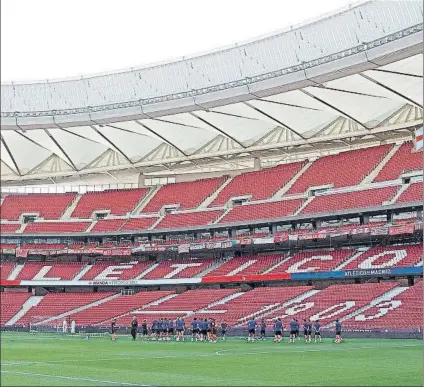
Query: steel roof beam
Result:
<box><xmin>300</xmin><ymin>89</ymin><xmax>370</xmax><ymax>130</ymax></box>
<box><xmin>189</xmin><ymin>112</ymin><xmax>246</xmax><ymax>149</ymax></box>
<box><xmin>359</xmin><ymin>73</ymin><xmax>423</xmax><ymax>109</ymax></box>
<box><xmin>243</xmin><ymin>101</ymin><xmax>306</xmax><ymax>140</ymax></box>
<box><xmin>134</xmin><ymin>120</ymin><xmax>188</xmax><ymax>157</ymax></box>
<box><xmin>0</xmin><ymin>136</ymin><xmax>21</xmax><ymax>176</ymax></box>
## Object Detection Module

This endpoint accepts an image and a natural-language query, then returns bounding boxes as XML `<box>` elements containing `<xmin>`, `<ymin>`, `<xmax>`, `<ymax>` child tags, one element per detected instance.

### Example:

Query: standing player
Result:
<box><xmin>305</xmin><ymin>318</ymin><xmax>312</xmax><ymax>343</ymax></box>
<box><xmin>168</xmin><ymin>319</ymin><xmax>174</xmax><ymax>340</ymax></box>
<box><xmin>151</xmin><ymin>319</ymin><xmax>158</xmax><ymax>341</ymax></box>
<box><xmin>200</xmin><ymin>319</ymin><xmax>208</xmax><ymax>342</ymax></box>
<box><xmin>260</xmin><ymin>319</ymin><xmax>267</xmax><ymax>340</ymax></box>
<box><xmin>289</xmin><ymin>318</ymin><xmax>297</xmax><ymax>343</ymax></box>
<box><xmin>191</xmin><ymin>317</ymin><xmax>199</xmax><ymax>342</ymax></box>
<box><xmin>210</xmin><ymin>319</ymin><xmax>217</xmax><ymax>343</ymax></box>
<box><xmin>303</xmin><ymin>319</ymin><xmax>309</xmax><ymax>342</ymax></box>
<box><xmin>273</xmin><ymin>318</ymin><xmax>283</xmax><ymax>343</ymax></box>
<box><xmin>295</xmin><ymin>319</ymin><xmax>300</xmax><ymax>341</ymax></box>
<box><xmin>221</xmin><ymin>321</ymin><xmax>228</xmax><ymax>341</ymax></box>
<box><xmin>206</xmin><ymin>319</ymin><xmax>212</xmax><ymax>342</ymax></box>
<box><xmin>141</xmin><ymin>319</ymin><xmax>148</xmax><ymax>340</ymax></box>
<box><xmin>247</xmin><ymin>318</ymin><xmax>256</xmax><ymax>342</ymax></box>
<box><xmin>334</xmin><ymin>319</ymin><xmax>343</xmax><ymax>343</ymax></box>
<box><xmin>163</xmin><ymin>318</ymin><xmax>169</xmax><ymax>341</ymax></box>
<box><xmin>314</xmin><ymin>319</ymin><xmax>322</xmax><ymax>343</ymax></box>
<box><xmin>130</xmin><ymin>316</ymin><xmax>138</xmax><ymax>341</ymax></box>
<box><xmin>111</xmin><ymin>319</ymin><xmax>117</xmax><ymax>341</ymax></box>
<box><xmin>176</xmin><ymin>317</ymin><xmax>185</xmax><ymax>341</ymax></box>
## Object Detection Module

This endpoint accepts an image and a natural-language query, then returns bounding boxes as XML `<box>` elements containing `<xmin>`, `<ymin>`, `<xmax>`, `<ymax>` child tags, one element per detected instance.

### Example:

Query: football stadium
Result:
<box><xmin>0</xmin><ymin>0</ymin><xmax>423</xmax><ymax>386</ymax></box>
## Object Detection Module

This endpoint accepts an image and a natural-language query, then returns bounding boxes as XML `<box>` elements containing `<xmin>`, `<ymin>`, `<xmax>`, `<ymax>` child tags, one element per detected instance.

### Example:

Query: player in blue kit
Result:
<box><xmin>191</xmin><ymin>318</ymin><xmax>200</xmax><ymax>342</ymax></box>
<box><xmin>303</xmin><ymin>319</ymin><xmax>308</xmax><ymax>341</ymax></box>
<box><xmin>176</xmin><ymin>317</ymin><xmax>185</xmax><ymax>341</ymax></box>
<box><xmin>314</xmin><ymin>320</ymin><xmax>322</xmax><ymax>343</ymax></box>
<box><xmin>247</xmin><ymin>318</ymin><xmax>256</xmax><ymax>342</ymax></box>
<box><xmin>273</xmin><ymin>318</ymin><xmax>283</xmax><ymax>343</ymax></box>
<box><xmin>295</xmin><ymin>319</ymin><xmax>300</xmax><ymax>341</ymax></box>
<box><xmin>334</xmin><ymin>319</ymin><xmax>343</xmax><ymax>343</ymax></box>
<box><xmin>305</xmin><ymin>318</ymin><xmax>312</xmax><ymax>343</ymax></box>
<box><xmin>200</xmin><ymin>319</ymin><xmax>208</xmax><ymax>341</ymax></box>
<box><xmin>168</xmin><ymin>319</ymin><xmax>174</xmax><ymax>340</ymax></box>
<box><xmin>151</xmin><ymin>319</ymin><xmax>158</xmax><ymax>340</ymax></box>
<box><xmin>289</xmin><ymin>318</ymin><xmax>297</xmax><ymax>343</ymax></box>
<box><xmin>163</xmin><ymin>318</ymin><xmax>169</xmax><ymax>341</ymax></box>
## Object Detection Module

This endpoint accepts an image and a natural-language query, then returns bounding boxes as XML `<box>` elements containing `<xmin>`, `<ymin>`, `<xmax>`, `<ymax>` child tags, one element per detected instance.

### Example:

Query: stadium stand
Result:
<box><xmin>142</xmin><ymin>259</ymin><xmax>214</xmax><ymax>279</ymax></box>
<box><xmin>90</xmin><ymin>219</ymin><xmax>127</xmax><ymax>233</ymax></box>
<box><xmin>154</xmin><ymin>210</ymin><xmax>223</xmax><ymax>229</ymax></box>
<box><xmin>142</xmin><ymin>177</ymin><xmax>227</xmax><ymax>213</ymax></box>
<box><xmin>0</xmin><ymin>262</ymin><xmax>15</xmax><ymax>280</ymax></box>
<box><xmin>210</xmin><ymin>162</ymin><xmax>305</xmax><ymax>207</ymax></box>
<box><xmin>64</xmin><ymin>290</ymin><xmax>174</xmax><ymax>325</ymax></box>
<box><xmin>71</xmin><ymin>189</ymin><xmax>149</xmax><ymax>218</ymax></box>
<box><xmin>396</xmin><ymin>183</ymin><xmax>423</xmax><ymax>203</ymax></box>
<box><xmin>267</xmin><ymin>250</ymin><xmax>354</xmax><ymax>273</ymax></box>
<box><xmin>301</xmin><ymin>186</ymin><xmax>399</xmax><ymax>215</ymax></box>
<box><xmin>286</xmin><ymin>145</ymin><xmax>392</xmax><ymax>194</ymax></box>
<box><xmin>23</xmin><ymin>221</ymin><xmax>91</xmax><ymax>233</ymax></box>
<box><xmin>343</xmin><ymin>281</ymin><xmax>423</xmax><ymax>329</ymax></box>
<box><xmin>264</xmin><ymin>282</ymin><xmax>400</xmax><ymax>325</ymax></box>
<box><xmin>206</xmin><ymin>255</ymin><xmax>285</xmax><ymax>277</ymax></box>
<box><xmin>120</xmin><ymin>217</ymin><xmax>158</xmax><ymax>231</ymax></box>
<box><xmin>342</xmin><ymin>244</ymin><xmax>423</xmax><ymax>270</ymax></box>
<box><xmin>15</xmin><ymin>262</ymin><xmax>84</xmax><ymax>281</ymax></box>
<box><xmin>0</xmin><ymin>292</ymin><xmax>31</xmax><ymax>325</ymax></box>
<box><xmin>219</xmin><ymin>199</ymin><xmax>304</xmax><ymax>224</ymax></box>
<box><xmin>0</xmin><ymin>223</ymin><xmax>20</xmax><ymax>233</ymax></box>
<box><xmin>1</xmin><ymin>193</ymin><xmax>77</xmax><ymax>220</ymax></box>
<box><xmin>16</xmin><ymin>292</ymin><xmax>117</xmax><ymax>326</ymax></box>
<box><xmin>197</xmin><ymin>286</ymin><xmax>314</xmax><ymax>325</ymax></box>
<box><xmin>374</xmin><ymin>142</ymin><xmax>422</xmax><ymax>182</ymax></box>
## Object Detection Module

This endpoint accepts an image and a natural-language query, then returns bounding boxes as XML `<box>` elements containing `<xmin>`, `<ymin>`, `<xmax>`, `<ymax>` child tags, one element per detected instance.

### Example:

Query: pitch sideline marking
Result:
<box><xmin>1</xmin><ymin>343</ymin><xmax>421</xmax><ymax>368</ymax></box>
<box><xmin>214</xmin><ymin>343</ymin><xmax>422</xmax><ymax>356</ymax></box>
<box><xmin>0</xmin><ymin>370</ymin><xmax>153</xmax><ymax>386</ymax></box>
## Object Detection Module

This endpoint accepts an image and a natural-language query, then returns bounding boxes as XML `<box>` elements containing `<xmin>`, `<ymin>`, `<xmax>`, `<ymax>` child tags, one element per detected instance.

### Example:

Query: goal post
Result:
<box><xmin>29</xmin><ymin>316</ymin><xmax>61</xmax><ymax>334</ymax></box>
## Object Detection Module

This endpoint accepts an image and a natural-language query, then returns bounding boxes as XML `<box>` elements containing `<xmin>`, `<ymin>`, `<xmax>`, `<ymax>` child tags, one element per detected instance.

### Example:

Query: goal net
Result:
<box><xmin>29</xmin><ymin>316</ymin><xmax>74</xmax><ymax>334</ymax></box>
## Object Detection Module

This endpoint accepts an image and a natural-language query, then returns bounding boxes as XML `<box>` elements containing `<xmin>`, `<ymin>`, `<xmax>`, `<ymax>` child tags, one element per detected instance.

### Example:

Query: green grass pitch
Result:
<box><xmin>1</xmin><ymin>332</ymin><xmax>422</xmax><ymax>386</ymax></box>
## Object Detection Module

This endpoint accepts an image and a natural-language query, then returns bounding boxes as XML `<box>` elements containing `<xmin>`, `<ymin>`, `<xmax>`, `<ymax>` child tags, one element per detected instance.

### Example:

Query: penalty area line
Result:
<box><xmin>0</xmin><ymin>370</ymin><xmax>153</xmax><ymax>386</ymax></box>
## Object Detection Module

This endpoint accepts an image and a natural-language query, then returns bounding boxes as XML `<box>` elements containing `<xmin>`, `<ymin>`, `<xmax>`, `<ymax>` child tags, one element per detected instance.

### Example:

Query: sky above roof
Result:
<box><xmin>1</xmin><ymin>0</ymin><xmax>352</xmax><ymax>82</ymax></box>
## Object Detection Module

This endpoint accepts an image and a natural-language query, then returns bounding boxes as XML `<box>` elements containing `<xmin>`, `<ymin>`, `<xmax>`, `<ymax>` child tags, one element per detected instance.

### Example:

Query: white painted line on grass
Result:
<box><xmin>0</xmin><ymin>370</ymin><xmax>152</xmax><ymax>386</ymax></box>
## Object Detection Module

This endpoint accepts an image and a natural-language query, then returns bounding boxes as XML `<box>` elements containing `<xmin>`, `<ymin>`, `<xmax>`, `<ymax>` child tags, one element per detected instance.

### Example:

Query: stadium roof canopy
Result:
<box><xmin>1</xmin><ymin>0</ymin><xmax>423</xmax><ymax>185</ymax></box>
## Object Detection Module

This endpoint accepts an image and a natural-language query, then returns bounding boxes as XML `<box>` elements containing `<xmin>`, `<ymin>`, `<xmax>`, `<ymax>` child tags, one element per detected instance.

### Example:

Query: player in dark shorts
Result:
<box><xmin>221</xmin><ymin>321</ymin><xmax>228</xmax><ymax>341</ymax></box>
<box><xmin>305</xmin><ymin>318</ymin><xmax>312</xmax><ymax>343</ymax></box>
<box><xmin>163</xmin><ymin>318</ymin><xmax>169</xmax><ymax>341</ymax></box>
<box><xmin>200</xmin><ymin>319</ymin><xmax>208</xmax><ymax>342</ymax></box>
<box><xmin>303</xmin><ymin>319</ymin><xmax>308</xmax><ymax>341</ymax></box>
<box><xmin>201</xmin><ymin>318</ymin><xmax>209</xmax><ymax>341</ymax></box>
<box><xmin>295</xmin><ymin>319</ymin><xmax>300</xmax><ymax>341</ymax></box>
<box><xmin>151</xmin><ymin>319</ymin><xmax>158</xmax><ymax>340</ymax></box>
<box><xmin>314</xmin><ymin>320</ymin><xmax>322</xmax><ymax>343</ymax></box>
<box><xmin>289</xmin><ymin>318</ymin><xmax>297</xmax><ymax>343</ymax></box>
<box><xmin>247</xmin><ymin>318</ymin><xmax>256</xmax><ymax>342</ymax></box>
<box><xmin>191</xmin><ymin>318</ymin><xmax>200</xmax><ymax>342</ymax></box>
<box><xmin>334</xmin><ymin>319</ymin><xmax>343</xmax><ymax>343</ymax></box>
<box><xmin>260</xmin><ymin>319</ymin><xmax>266</xmax><ymax>340</ymax></box>
<box><xmin>168</xmin><ymin>319</ymin><xmax>174</xmax><ymax>340</ymax></box>
<box><xmin>111</xmin><ymin>319</ymin><xmax>117</xmax><ymax>341</ymax></box>
<box><xmin>206</xmin><ymin>319</ymin><xmax>212</xmax><ymax>341</ymax></box>
<box><xmin>130</xmin><ymin>317</ymin><xmax>138</xmax><ymax>341</ymax></box>
<box><xmin>273</xmin><ymin>318</ymin><xmax>283</xmax><ymax>343</ymax></box>
<box><xmin>176</xmin><ymin>317</ymin><xmax>185</xmax><ymax>342</ymax></box>
<box><xmin>210</xmin><ymin>319</ymin><xmax>217</xmax><ymax>343</ymax></box>
<box><xmin>141</xmin><ymin>319</ymin><xmax>148</xmax><ymax>340</ymax></box>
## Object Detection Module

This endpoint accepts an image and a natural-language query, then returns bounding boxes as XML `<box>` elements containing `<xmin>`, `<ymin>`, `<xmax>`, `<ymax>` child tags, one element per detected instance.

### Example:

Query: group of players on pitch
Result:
<box><xmin>112</xmin><ymin>316</ymin><xmax>343</xmax><ymax>344</ymax></box>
